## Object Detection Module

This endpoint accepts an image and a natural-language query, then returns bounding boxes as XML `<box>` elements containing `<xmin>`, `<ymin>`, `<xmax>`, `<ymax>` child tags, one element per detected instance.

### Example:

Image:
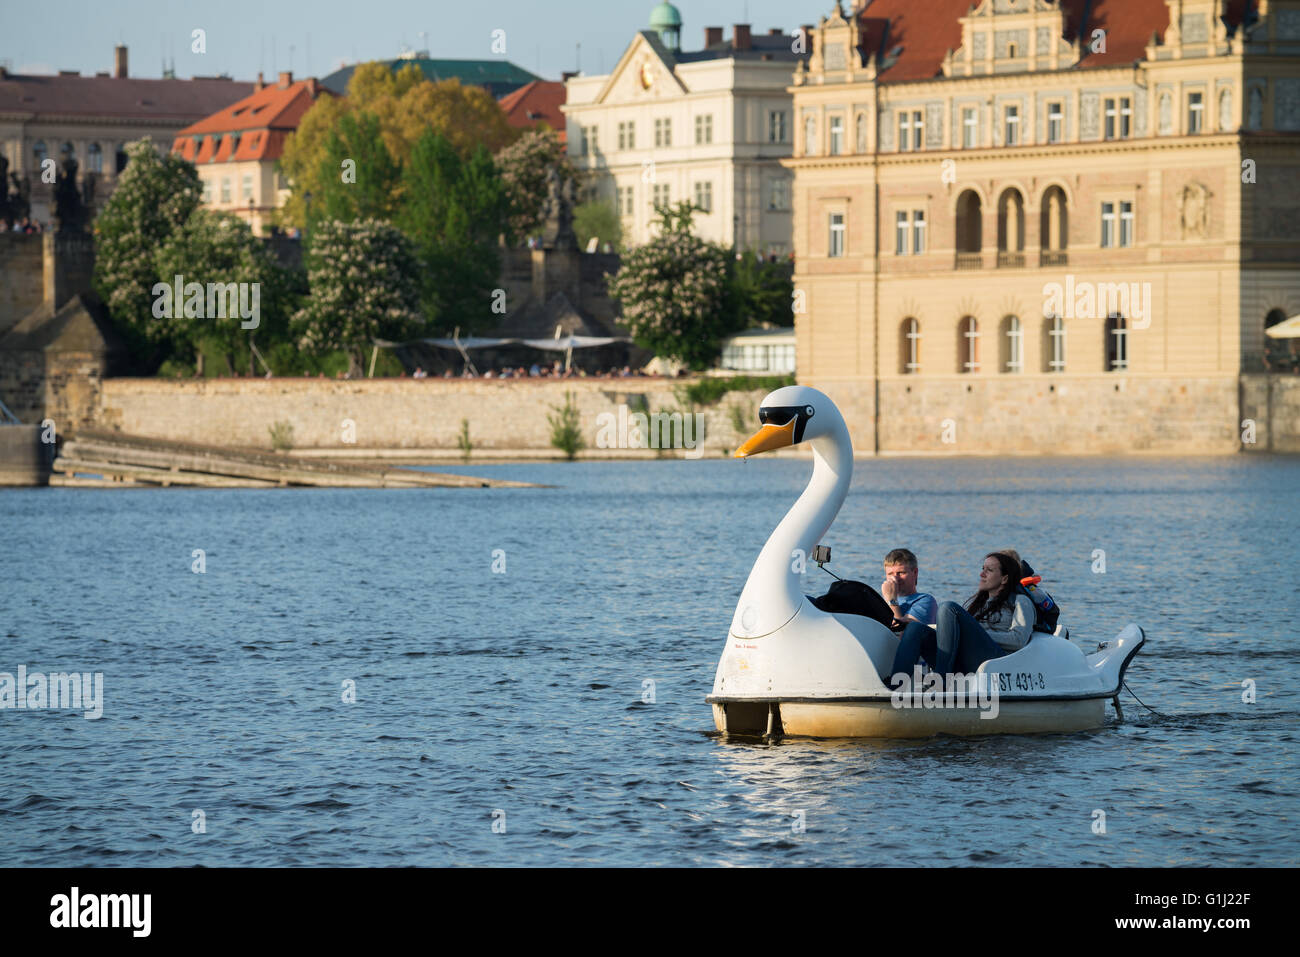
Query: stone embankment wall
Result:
<box><xmin>92</xmin><ymin>377</ymin><xmax>760</xmax><ymax>457</ymax></box>
<box><xmin>81</xmin><ymin>374</ymin><xmax>1299</xmax><ymax>457</ymax></box>
<box><xmin>1241</xmin><ymin>374</ymin><xmax>1300</xmax><ymax>453</ymax></box>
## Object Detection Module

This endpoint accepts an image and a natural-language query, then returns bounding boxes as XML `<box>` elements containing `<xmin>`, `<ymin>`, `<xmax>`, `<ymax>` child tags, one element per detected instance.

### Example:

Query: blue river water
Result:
<box><xmin>1</xmin><ymin>455</ymin><xmax>1297</xmax><ymax>866</ymax></box>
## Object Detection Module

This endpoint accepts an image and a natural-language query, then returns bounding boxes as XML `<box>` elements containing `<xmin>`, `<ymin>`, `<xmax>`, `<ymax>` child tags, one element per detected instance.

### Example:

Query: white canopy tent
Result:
<box><xmin>1264</xmin><ymin>314</ymin><xmax>1300</xmax><ymax>339</ymax></box>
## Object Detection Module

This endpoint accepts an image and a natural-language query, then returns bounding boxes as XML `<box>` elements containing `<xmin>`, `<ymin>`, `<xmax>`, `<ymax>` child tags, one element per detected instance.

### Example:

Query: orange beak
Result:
<box><xmin>734</xmin><ymin>418</ymin><xmax>797</xmax><ymax>458</ymax></box>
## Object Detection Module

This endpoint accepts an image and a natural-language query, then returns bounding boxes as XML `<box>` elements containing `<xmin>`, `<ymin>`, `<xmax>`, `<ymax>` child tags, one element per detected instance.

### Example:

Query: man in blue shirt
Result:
<box><xmin>880</xmin><ymin>548</ymin><xmax>937</xmax><ymax>626</ymax></box>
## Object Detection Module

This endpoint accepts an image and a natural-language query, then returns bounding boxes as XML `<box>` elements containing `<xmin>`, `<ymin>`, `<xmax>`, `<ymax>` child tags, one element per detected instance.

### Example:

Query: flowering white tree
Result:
<box><xmin>294</xmin><ymin>219</ymin><xmax>424</xmax><ymax>377</ymax></box>
<box><xmin>606</xmin><ymin>202</ymin><xmax>739</xmax><ymax>370</ymax></box>
<box><xmin>92</xmin><ymin>139</ymin><xmax>201</xmax><ymax>355</ymax></box>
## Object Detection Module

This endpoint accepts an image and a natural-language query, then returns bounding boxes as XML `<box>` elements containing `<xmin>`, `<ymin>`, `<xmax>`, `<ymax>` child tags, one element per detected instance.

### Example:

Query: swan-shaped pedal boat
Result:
<box><xmin>707</xmin><ymin>385</ymin><xmax>1146</xmax><ymax>739</ymax></box>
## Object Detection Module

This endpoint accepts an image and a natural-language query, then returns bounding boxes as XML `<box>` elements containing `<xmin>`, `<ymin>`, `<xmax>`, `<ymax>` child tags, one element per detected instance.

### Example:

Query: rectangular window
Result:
<box><xmin>768</xmin><ymin>110</ymin><xmax>787</xmax><ymax>143</ymax></box>
<box><xmin>617</xmin><ymin>186</ymin><xmax>633</xmax><ymax>216</ymax></box>
<box><xmin>652</xmin><ymin>183</ymin><xmax>670</xmax><ymax>207</ymax></box>
<box><xmin>1047</xmin><ymin>102</ymin><xmax>1063</xmax><ymax>143</ymax></box>
<box><xmin>1119</xmin><ymin>201</ymin><xmax>1134</xmax><ymax>247</ymax></box>
<box><xmin>1049</xmin><ymin>317</ymin><xmax>1066</xmax><ymax>372</ymax></box>
<box><xmin>617</xmin><ymin>121</ymin><xmax>636</xmax><ymax>150</ymax></box>
<box><xmin>201</xmin><ymin>178</ymin><xmax>212</xmax><ymax>203</ymax></box>
<box><xmin>898</xmin><ymin>110</ymin><xmax>922</xmax><ymax>152</ymax></box>
<box><xmin>829</xmin><ymin>115</ymin><xmax>844</xmax><ymax>155</ymax></box>
<box><xmin>829</xmin><ymin>213</ymin><xmax>845</xmax><ymax>258</ymax></box>
<box><xmin>1004</xmin><ymin>104</ymin><xmax>1020</xmax><ymax>146</ymax></box>
<box><xmin>242</xmin><ymin>174</ymin><xmax>253</xmax><ymax>199</ymax></box>
<box><xmin>694</xmin><ymin>181</ymin><xmax>713</xmax><ymax>213</ymax></box>
<box><xmin>1188</xmin><ymin>91</ymin><xmax>1203</xmax><ymax>133</ymax></box>
<box><xmin>655</xmin><ymin>117</ymin><xmax>671</xmax><ymax>147</ymax></box>
<box><xmin>220</xmin><ymin>177</ymin><xmax>231</xmax><ymax>203</ymax></box>
<box><xmin>695</xmin><ymin>114</ymin><xmax>713</xmax><ymax>145</ymax></box>
<box><xmin>895</xmin><ymin>211</ymin><xmax>909</xmax><ymax>255</ymax></box>
<box><xmin>1104</xmin><ymin>97</ymin><xmax>1132</xmax><ymax>139</ymax></box>
<box><xmin>1100</xmin><ymin>201</ymin><xmax>1115</xmax><ymax>248</ymax></box>
<box><xmin>768</xmin><ymin>179</ymin><xmax>789</xmax><ymax>210</ymax></box>
<box><xmin>963</xmin><ymin>107</ymin><xmax>978</xmax><ymax>148</ymax></box>
<box><xmin>913</xmin><ymin>209</ymin><xmax>926</xmax><ymax>254</ymax></box>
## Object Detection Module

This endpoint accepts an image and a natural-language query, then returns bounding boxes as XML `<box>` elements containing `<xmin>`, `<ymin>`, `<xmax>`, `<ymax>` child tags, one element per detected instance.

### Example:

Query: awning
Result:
<box><xmin>374</xmin><ymin>335</ymin><xmax>631</xmax><ymax>350</ymax></box>
<box><xmin>1264</xmin><ymin>314</ymin><xmax>1300</xmax><ymax>339</ymax></box>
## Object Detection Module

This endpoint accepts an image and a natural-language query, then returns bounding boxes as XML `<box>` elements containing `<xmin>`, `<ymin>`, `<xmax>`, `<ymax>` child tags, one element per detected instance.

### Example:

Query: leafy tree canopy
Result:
<box><xmin>278</xmin><ymin>63</ymin><xmax>519</xmax><ymax>229</ymax></box>
<box><xmin>494</xmin><ymin>127</ymin><xmax>577</xmax><ymax>242</ymax></box>
<box><xmin>573</xmin><ymin>199</ymin><xmax>622</xmax><ymax>252</ymax></box>
<box><xmin>294</xmin><ymin>218</ymin><xmax>425</xmax><ymax>377</ymax></box>
<box><xmin>607</xmin><ymin>203</ymin><xmax>741</xmax><ymax>371</ymax></box>
<box><xmin>396</xmin><ymin>128</ymin><xmax>509</xmax><ymax>333</ymax></box>
<box><xmin>92</xmin><ymin>139</ymin><xmax>202</xmax><ymax>355</ymax></box>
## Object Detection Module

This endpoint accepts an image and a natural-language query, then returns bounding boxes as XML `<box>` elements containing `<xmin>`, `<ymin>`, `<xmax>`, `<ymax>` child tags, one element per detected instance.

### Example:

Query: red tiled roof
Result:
<box><xmin>854</xmin><ymin>0</ymin><xmax>1257</xmax><ymax>83</ymax></box>
<box><xmin>0</xmin><ymin>72</ymin><xmax>253</xmax><ymax>120</ymax></box>
<box><xmin>171</xmin><ymin>78</ymin><xmax>330</xmax><ymax>163</ymax></box>
<box><xmin>497</xmin><ymin>80</ymin><xmax>567</xmax><ymax>144</ymax></box>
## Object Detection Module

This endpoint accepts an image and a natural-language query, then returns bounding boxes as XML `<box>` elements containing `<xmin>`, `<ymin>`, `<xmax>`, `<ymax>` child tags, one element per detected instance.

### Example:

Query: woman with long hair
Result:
<box><xmin>889</xmin><ymin>552</ymin><xmax>1036</xmax><ymax>678</ymax></box>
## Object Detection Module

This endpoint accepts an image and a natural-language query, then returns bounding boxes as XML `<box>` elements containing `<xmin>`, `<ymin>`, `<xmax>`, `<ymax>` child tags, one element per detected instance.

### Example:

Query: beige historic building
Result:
<box><xmin>170</xmin><ymin>72</ymin><xmax>330</xmax><ymax>236</ymax></box>
<box><xmin>0</xmin><ymin>45</ymin><xmax>253</xmax><ymax>226</ymax></box>
<box><xmin>563</xmin><ymin>3</ymin><xmax>809</xmax><ymax>252</ymax></box>
<box><xmin>788</xmin><ymin>0</ymin><xmax>1300</xmax><ymax>454</ymax></box>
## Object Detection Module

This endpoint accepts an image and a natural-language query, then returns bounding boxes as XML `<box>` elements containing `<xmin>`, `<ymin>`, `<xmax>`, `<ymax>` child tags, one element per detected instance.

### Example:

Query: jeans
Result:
<box><xmin>891</xmin><ymin>601</ymin><xmax>1006</xmax><ymax>676</ymax></box>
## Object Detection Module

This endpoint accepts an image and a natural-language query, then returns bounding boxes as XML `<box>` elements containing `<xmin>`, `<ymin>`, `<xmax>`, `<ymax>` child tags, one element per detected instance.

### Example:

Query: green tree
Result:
<box><xmin>278</xmin><ymin>63</ymin><xmax>518</xmax><ymax>230</ymax></box>
<box><xmin>574</xmin><ymin>199</ymin><xmax>622</xmax><ymax>251</ymax></box>
<box><xmin>153</xmin><ymin>210</ymin><xmax>294</xmax><ymax>375</ymax></box>
<box><xmin>606</xmin><ymin>202</ymin><xmax>740</xmax><ymax>370</ymax></box>
<box><xmin>397</xmin><ymin>128</ymin><xmax>509</xmax><ymax>332</ymax></box>
<box><xmin>494</xmin><ymin>127</ymin><xmax>576</xmax><ymax>242</ymax></box>
<box><xmin>294</xmin><ymin>219</ymin><xmax>425</xmax><ymax>377</ymax></box>
<box><xmin>731</xmin><ymin>251</ymin><xmax>794</xmax><ymax>329</ymax></box>
<box><xmin>92</xmin><ymin>138</ymin><xmax>202</xmax><ymax>361</ymax></box>
<box><xmin>309</xmin><ymin>111</ymin><xmax>402</xmax><ymax>232</ymax></box>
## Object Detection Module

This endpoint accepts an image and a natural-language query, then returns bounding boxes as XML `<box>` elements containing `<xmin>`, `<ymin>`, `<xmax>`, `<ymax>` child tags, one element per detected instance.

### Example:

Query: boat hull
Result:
<box><xmin>710</xmin><ymin>696</ymin><xmax>1108</xmax><ymax>739</ymax></box>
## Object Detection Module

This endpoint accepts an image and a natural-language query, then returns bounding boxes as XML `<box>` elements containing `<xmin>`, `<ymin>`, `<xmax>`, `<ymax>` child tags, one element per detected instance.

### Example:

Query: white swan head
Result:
<box><xmin>729</xmin><ymin>385</ymin><xmax>854</xmax><ymax>639</ymax></box>
<box><xmin>734</xmin><ymin>385</ymin><xmax>847</xmax><ymax>458</ymax></box>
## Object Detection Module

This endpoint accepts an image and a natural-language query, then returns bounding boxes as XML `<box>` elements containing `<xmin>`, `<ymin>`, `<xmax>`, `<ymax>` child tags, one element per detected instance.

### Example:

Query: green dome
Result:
<box><xmin>649</xmin><ymin>2</ymin><xmax>682</xmax><ymax>30</ymax></box>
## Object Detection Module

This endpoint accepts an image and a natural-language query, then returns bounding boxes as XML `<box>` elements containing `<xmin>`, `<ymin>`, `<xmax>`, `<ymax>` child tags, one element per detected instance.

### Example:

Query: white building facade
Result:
<box><xmin>563</xmin><ymin>6</ymin><xmax>808</xmax><ymax>253</ymax></box>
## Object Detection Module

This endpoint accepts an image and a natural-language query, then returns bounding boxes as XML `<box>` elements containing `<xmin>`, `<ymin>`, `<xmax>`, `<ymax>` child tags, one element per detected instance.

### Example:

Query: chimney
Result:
<box><xmin>734</xmin><ymin>24</ymin><xmax>752</xmax><ymax>51</ymax></box>
<box><xmin>705</xmin><ymin>26</ymin><xmax>723</xmax><ymax>47</ymax></box>
<box><xmin>768</xmin><ymin>28</ymin><xmax>782</xmax><ymax>36</ymax></box>
<box><xmin>278</xmin><ymin>70</ymin><xmax>292</xmax><ymax>88</ymax></box>
<box><xmin>305</xmin><ymin>77</ymin><xmax>319</xmax><ymax>97</ymax></box>
<box><xmin>254</xmin><ymin>71</ymin><xmax>265</xmax><ymax>91</ymax></box>
<box><xmin>561</xmin><ymin>70</ymin><xmax>578</xmax><ymax>82</ymax></box>
<box><xmin>114</xmin><ymin>44</ymin><xmax>128</xmax><ymax>78</ymax></box>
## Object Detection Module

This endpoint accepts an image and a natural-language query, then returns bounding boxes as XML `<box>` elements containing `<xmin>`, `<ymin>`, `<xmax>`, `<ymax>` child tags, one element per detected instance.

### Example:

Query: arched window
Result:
<box><xmin>997</xmin><ymin>189</ymin><xmax>1024</xmax><ymax>254</ymax></box>
<box><xmin>1264</xmin><ymin>308</ymin><xmax>1293</xmax><ymax>372</ymax></box>
<box><xmin>1044</xmin><ymin>315</ymin><xmax>1066</xmax><ymax>372</ymax></box>
<box><xmin>60</xmin><ymin>141</ymin><xmax>76</xmax><ymax>164</ymax></box>
<box><xmin>1106</xmin><ymin>315</ymin><xmax>1128</xmax><ymax>371</ymax></box>
<box><xmin>955</xmin><ymin>190</ymin><xmax>982</xmax><ymax>267</ymax></box>
<box><xmin>1039</xmin><ymin>186</ymin><xmax>1068</xmax><ymax>264</ymax></box>
<box><xmin>1000</xmin><ymin>316</ymin><xmax>1023</xmax><ymax>372</ymax></box>
<box><xmin>900</xmin><ymin>318</ymin><xmax>921</xmax><ymax>374</ymax></box>
<box><xmin>87</xmin><ymin>142</ymin><xmax>103</xmax><ymax>173</ymax></box>
<box><xmin>33</xmin><ymin>140</ymin><xmax>47</xmax><ymax>167</ymax></box>
<box><xmin>115</xmin><ymin>145</ymin><xmax>128</xmax><ymax>173</ymax></box>
<box><xmin>959</xmin><ymin>316</ymin><xmax>980</xmax><ymax>373</ymax></box>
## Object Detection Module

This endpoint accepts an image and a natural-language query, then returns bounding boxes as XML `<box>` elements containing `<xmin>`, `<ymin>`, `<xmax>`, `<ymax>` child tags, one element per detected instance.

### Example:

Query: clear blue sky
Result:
<box><xmin>4</xmin><ymin>0</ymin><xmax>828</xmax><ymax>82</ymax></box>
